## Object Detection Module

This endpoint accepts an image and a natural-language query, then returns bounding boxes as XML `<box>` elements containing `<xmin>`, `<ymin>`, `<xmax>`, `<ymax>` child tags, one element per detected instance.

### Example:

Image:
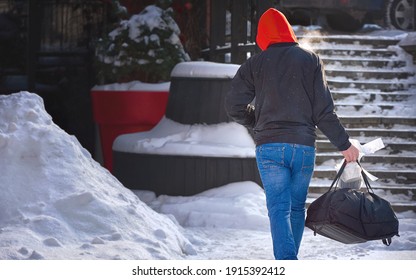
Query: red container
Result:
<box><xmin>91</xmin><ymin>89</ymin><xmax>169</xmax><ymax>172</ymax></box>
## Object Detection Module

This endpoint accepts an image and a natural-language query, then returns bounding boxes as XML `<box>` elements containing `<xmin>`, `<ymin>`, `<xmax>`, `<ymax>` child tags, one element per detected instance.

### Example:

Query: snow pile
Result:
<box><xmin>113</xmin><ymin>116</ymin><xmax>256</xmax><ymax>157</ymax></box>
<box><xmin>0</xmin><ymin>92</ymin><xmax>194</xmax><ymax>260</ymax></box>
<box><xmin>140</xmin><ymin>181</ymin><xmax>269</xmax><ymax>231</ymax></box>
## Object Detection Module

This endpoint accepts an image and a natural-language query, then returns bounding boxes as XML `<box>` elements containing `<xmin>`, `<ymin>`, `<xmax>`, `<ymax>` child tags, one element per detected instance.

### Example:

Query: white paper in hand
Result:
<box><xmin>337</xmin><ymin>138</ymin><xmax>385</xmax><ymax>188</ymax></box>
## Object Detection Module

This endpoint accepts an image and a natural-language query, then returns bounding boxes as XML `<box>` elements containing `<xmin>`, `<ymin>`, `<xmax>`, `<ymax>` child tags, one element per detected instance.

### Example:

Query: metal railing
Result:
<box><xmin>203</xmin><ymin>0</ymin><xmax>274</xmax><ymax>64</ymax></box>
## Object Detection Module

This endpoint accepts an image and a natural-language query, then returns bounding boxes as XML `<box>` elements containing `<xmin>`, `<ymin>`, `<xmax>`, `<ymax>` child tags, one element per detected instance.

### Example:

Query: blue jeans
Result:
<box><xmin>256</xmin><ymin>143</ymin><xmax>315</xmax><ymax>260</ymax></box>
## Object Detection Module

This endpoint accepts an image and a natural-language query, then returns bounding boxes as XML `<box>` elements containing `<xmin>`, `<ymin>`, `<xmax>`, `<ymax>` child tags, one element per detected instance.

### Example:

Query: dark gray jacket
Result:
<box><xmin>225</xmin><ymin>42</ymin><xmax>351</xmax><ymax>151</ymax></box>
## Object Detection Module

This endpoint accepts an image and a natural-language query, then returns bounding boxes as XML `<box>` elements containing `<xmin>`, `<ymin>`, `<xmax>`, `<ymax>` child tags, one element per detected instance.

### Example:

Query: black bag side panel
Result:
<box><xmin>328</xmin><ymin>189</ymin><xmax>367</xmax><ymax>238</ymax></box>
<box><xmin>305</xmin><ymin>191</ymin><xmax>334</xmax><ymax>223</ymax></box>
<box><xmin>360</xmin><ymin>193</ymin><xmax>399</xmax><ymax>240</ymax></box>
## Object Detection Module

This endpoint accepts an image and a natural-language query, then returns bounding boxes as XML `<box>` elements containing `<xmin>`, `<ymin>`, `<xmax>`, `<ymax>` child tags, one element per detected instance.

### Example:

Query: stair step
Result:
<box><xmin>334</xmin><ymin>102</ymin><xmax>415</xmax><ymax>112</ymax></box>
<box><xmin>321</xmin><ymin>56</ymin><xmax>406</xmax><ymax>68</ymax></box>
<box><xmin>334</xmin><ymin>102</ymin><xmax>413</xmax><ymax>107</ymax></box>
<box><xmin>313</xmin><ymin>165</ymin><xmax>416</xmax><ymax>183</ymax></box>
<box><xmin>316</xmin><ymin>140</ymin><xmax>416</xmax><ymax>153</ymax></box>
<box><xmin>327</xmin><ymin>78</ymin><xmax>416</xmax><ymax>91</ymax></box>
<box><xmin>388</xmin><ymin>203</ymin><xmax>416</xmax><ymax>212</ymax></box>
<box><xmin>314</xmin><ymin>48</ymin><xmax>398</xmax><ymax>58</ymax></box>
<box><xmin>326</xmin><ymin>69</ymin><xmax>414</xmax><ymax>80</ymax></box>
<box><xmin>331</xmin><ymin>90</ymin><xmax>416</xmax><ymax>102</ymax></box>
<box><xmin>298</xmin><ymin>35</ymin><xmax>401</xmax><ymax>48</ymax></box>
<box><xmin>309</xmin><ymin>179</ymin><xmax>416</xmax><ymax>197</ymax></box>
<box><xmin>337</xmin><ymin>116</ymin><xmax>416</xmax><ymax>127</ymax></box>
<box><xmin>315</xmin><ymin>153</ymin><xmax>416</xmax><ymax>164</ymax></box>
<box><xmin>317</xmin><ymin>128</ymin><xmax>416</xmax><ymax>139</ymax></box>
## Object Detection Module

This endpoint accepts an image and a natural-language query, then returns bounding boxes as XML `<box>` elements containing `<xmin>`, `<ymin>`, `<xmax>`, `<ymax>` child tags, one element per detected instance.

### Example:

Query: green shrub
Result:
<box><xmin>95</xmin><ymin>0</ymin><xmax>189</xmax><ymax>84</ymax></box>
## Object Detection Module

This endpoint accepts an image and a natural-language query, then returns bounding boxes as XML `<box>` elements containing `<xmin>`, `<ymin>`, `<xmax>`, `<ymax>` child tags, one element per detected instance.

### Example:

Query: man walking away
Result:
<box><xmin>225</xmin><ymin>8</ymin><xmax>359</xmax><ymax>260</ymax></box>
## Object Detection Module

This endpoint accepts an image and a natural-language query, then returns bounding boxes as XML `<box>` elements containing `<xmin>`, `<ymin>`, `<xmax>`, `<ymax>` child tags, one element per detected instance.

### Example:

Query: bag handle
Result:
<box><xmin>328</xmin><ymin>160</ymin><xmax>347</xmax><ymax>191</ymax></box>
<box><xmin>328</xmin><ymin>160</ymin><xmax>375</xmax><ymax>193</ymax></box>
<box><xmin>357</xmin><ymin>161</ymin><xmax>375</xmax><ymax>193</ymax></box>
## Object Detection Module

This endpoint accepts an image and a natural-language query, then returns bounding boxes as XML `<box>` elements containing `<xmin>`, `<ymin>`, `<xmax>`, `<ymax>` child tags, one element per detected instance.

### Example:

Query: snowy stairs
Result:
<box><xmin>301</xmin><ymin>34</ymin><xmax>416</xmax><ymax>212</ymax></box>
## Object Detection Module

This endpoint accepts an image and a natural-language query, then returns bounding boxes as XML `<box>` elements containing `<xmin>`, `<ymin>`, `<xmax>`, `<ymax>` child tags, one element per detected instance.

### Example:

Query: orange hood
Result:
<box><xmin>256</xmin><ymin>8</ymin><xmax>297</xmax><ymax>51</ymax></box>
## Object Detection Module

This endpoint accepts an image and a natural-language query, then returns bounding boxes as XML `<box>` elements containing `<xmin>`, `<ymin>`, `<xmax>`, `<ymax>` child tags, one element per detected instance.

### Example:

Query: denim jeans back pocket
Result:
<box><xmin>256</xmin><ymin>144</ymin><xmax>285</xmax><ymax>169</ymax></box>
<box><xmin>302</xmin><ymin>149</ymin><xmax>315</xmax><ymax>172</ymax></box>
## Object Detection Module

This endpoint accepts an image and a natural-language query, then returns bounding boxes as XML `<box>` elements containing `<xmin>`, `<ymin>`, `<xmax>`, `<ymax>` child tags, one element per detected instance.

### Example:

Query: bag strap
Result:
<box><xmin>356</xmin><ymin>161</ymin><xmax>375</xmax><ymax>193</ymax></box>
<box><xmin>382</xmin><ymin>238</ymin><xmax>392</xmax><ymax>246</ymax></box>
<box><xmin>328</xmin><ymin>160</ymin><xmax>347</xmax><ymax>191</ymax></box>
<box><xmin>329</xmin><ymin>160</ymin><xmax>375</xmax><ymax>193</ymax></box>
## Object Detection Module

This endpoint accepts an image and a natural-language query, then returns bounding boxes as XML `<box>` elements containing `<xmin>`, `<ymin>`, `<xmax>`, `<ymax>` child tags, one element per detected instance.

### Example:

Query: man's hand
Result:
<box><xmin>341</xmin><ymin>143</ymin><xmax>360</xmax><ymax>162</ymax></box>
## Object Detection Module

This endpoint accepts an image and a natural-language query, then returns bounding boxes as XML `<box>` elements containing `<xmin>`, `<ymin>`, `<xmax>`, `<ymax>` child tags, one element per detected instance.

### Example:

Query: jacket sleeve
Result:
<box><xmin>312</xmin><ymin>57</ymin><xmax>351</xmax><ymax>151</ymax></box>
<box><xmin>225</xmin><ymin>62</ymin><xmax>256</xmax><ymax>128</ymax></box>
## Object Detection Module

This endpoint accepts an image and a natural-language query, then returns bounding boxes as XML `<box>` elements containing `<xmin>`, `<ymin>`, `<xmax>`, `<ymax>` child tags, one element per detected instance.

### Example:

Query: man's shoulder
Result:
<box><xmin>293</xmin><ymin>44</ymin><xmax>318</xmax><ymax>56</ymax></box>
<box><xmin>289</xmin><ymin>44</ymin><xmax>321</xmax><ymax>65</ymax></box>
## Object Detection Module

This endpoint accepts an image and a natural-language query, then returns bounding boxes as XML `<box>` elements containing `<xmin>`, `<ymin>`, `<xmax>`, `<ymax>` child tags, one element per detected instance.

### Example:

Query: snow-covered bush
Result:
<box><xmin>95</xmin><ymin>0</ymin><xmax>190</xmax><ymax>84</ymax></box>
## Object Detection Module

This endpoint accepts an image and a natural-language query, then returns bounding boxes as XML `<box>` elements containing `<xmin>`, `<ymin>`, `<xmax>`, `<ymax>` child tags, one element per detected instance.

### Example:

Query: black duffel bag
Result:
<box><xmin>305</xmin><ymin>160</ymin><xmax>399</xmax><ymax>245</ymax></box>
